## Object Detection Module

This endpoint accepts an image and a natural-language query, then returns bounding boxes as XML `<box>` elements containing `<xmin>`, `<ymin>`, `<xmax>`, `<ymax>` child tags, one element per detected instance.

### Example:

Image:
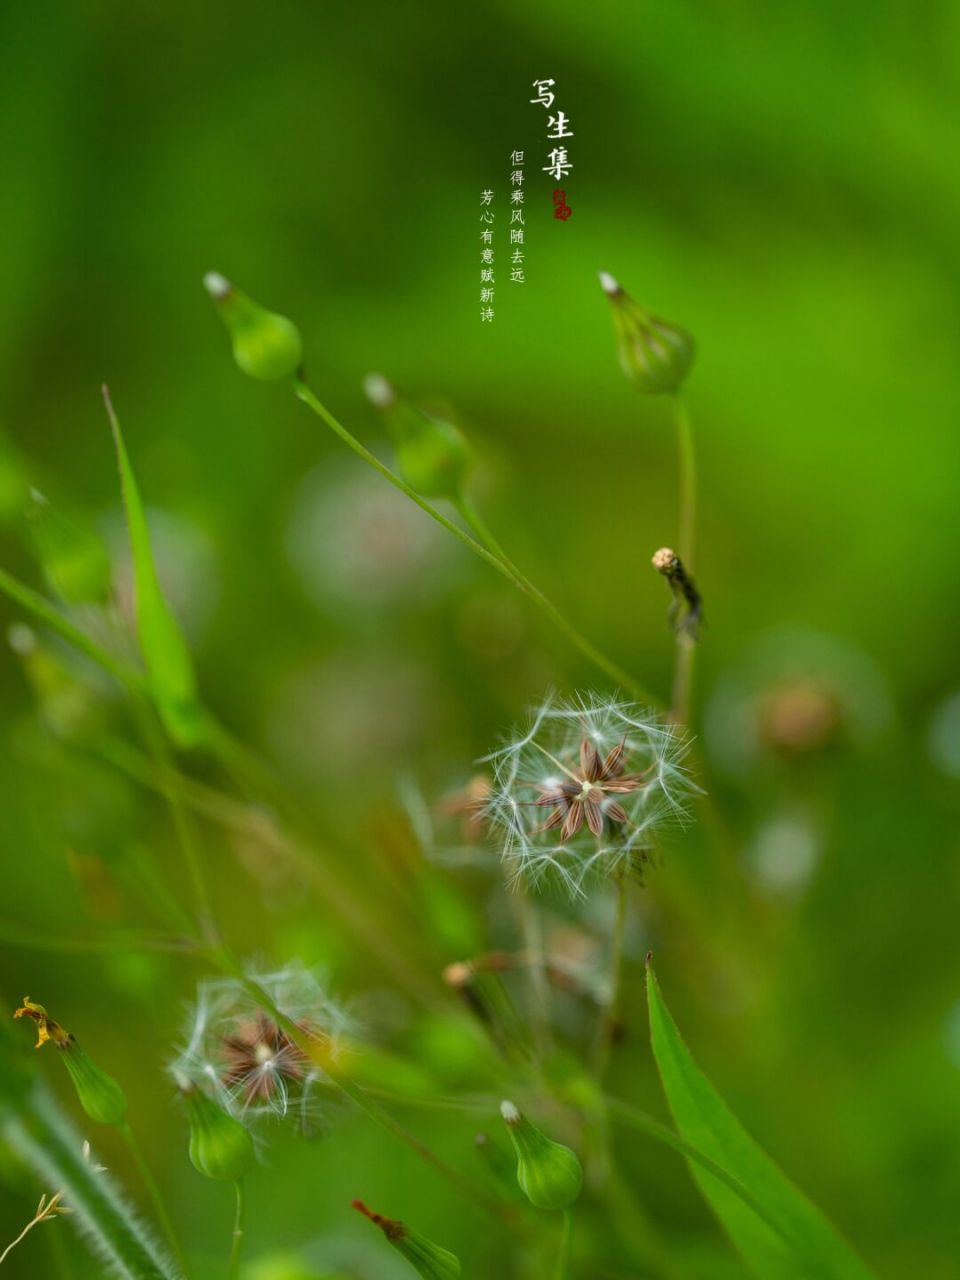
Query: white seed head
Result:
<box><xmin>7</xmin><ymin>622</ymin><xmax>36</xmax><ymax>656</ymax></box>
<box><xmin>482</xmin><ymin>692</ymin><xmax>697</xmax><ymax>898</ymax></box>
<box><xmin>202</xmin><ymin>271</ymin><xmax>231</xmax><ymax>300</ymax></box>
<box><xmin>598</xmin><ymin>270</ymin><xmax>621</xmax><ymax>296</ymax></box>
<box><xmin>168</xmin><ymin>963</ymin><xmax>352</xmax><ymax>1131</ymax></box>
<box><xmin>500</xmin><ymin>1099</ymin><xmax>520</xmax><ymax>1124</ymax></box>
<box><xmin>363</xmin><ymin>371</ymin><xmax>396</xmax><ymax>409</ymax></box>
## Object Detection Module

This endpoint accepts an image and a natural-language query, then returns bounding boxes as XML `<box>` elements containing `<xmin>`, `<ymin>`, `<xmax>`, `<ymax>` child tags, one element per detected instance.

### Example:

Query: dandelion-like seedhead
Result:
<box><xmin>483</xmin><ymin>693</ymin><xmax>696</xmax><ymax>898</ymax></box>
<box><xmin>168</xmin><ymin>965</ymin><xmax>352</xmax><ymax>1132</ymax></box>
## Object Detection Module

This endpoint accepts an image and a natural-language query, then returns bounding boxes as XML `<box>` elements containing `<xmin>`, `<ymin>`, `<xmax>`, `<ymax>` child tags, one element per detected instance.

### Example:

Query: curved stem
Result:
<box><xmin>294</xmin><ymin>379</ymin><xmax>658</xmax><ymax>704</ymax></box>
<box><xmin>227</xmin><ymin>1180</ymin><xmax>245</xmax><ymax>1280</ymax></box>
<box><xmin>455</xmin><ymin>493</ymin><xmax>656</xmax><ymax>702</ymax></box>
<box><xmin>119</xmin><ymin>1121</ymin><xmax>189</xmax><ymax>1277</ymax></box>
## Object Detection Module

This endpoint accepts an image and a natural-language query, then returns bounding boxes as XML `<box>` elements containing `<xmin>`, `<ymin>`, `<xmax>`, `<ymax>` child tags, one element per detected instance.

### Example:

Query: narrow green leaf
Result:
<box><xmin>103</xmin><ymin>387</ymin><xmax>203</xmax><ymax>748</ymax></box>
<box><xmin>646</xmin><ymin>961</ymin><xmax>876</xmax><ymax>1280</ymax></box>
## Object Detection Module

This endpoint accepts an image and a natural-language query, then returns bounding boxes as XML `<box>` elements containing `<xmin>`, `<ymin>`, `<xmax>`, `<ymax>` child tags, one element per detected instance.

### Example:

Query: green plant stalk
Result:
<box><xmin>455</xmin><ymin>490</ymin><xmax>656</xmax><ymax>701</ymax></box>
<box><xmin>670</xmin><ymin>394</ymin><xmax>697</xmax><ymax>724</ymax></box>
<box><xmin>511</xmin><ymin>880</ymin><xmax>553</xmax><ymax>1063</ymax></box>
<box><xmin>119</xmin><ymin>1120</ymin><xmax>189</xmax><ymax>1277</ymax></box>
<box><xmin>554</xmin><ymin>1209</ymin><xmax>573</xmax><ymax>1280</ymax></box>
<box><xmin>294</xmin><ymin>378</ymin><xmax>658</xmax><ymax>705</ymax></box>
<box><xmin>227</xmin><ymin>1180</ymin><xmax>245</xmax><ymax>1280</ymax></box>
<box><xmin>591</xmin><ymin>875</ymin><xmax>628</xmax><ymax>1079</ymax></box>
<box><xmin>0</xmin><ymin>918</ymin><xmax>196</xmax><ymax>954</ymax></box>
<box><xmin>133</xmin><ymin>700</ymin><xmax>218</xmax><ymax>946</ymax></box>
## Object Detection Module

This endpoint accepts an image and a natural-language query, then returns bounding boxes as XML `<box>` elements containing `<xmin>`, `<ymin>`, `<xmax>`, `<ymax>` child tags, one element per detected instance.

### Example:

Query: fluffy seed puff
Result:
<box><xmin>483</xmin><ymin>693</ymin><xmax>696</xmax><ymax>897</ymax></box>
<box><xmin>168</xmin><ymin>966</ymin><xmax>352</xmax><ymax>1132</ymax></box>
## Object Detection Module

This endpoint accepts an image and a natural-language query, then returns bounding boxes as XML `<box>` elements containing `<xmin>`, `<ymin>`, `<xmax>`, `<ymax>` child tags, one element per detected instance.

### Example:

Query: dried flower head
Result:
<box><xmin>482</xmin><ymin>693</ymin><xmax>695</xmax><ymax>897</ymax></box>
<box><xmin>168</xmin><ymin>966</ymin><xmax>351</xmax><ymax>1130</ymax></box>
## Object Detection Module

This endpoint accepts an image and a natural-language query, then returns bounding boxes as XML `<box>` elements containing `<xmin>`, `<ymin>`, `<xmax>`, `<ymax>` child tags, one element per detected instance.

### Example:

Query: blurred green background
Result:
<box><xmin>2</xmin><ymin>1</ymin><xmax>960</xmax><ymax>1276</ymax></box>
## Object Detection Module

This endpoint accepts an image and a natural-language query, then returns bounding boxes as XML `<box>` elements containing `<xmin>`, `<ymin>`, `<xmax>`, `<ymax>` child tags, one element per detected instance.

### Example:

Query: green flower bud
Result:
<box><xmin>352</xmin><ymin>1200</ymin><xmax>461</xmax><ymax>1279</ymax></box>
<box><xmin>27</xmin><ymin>490</ymin><xmax>111</xmax><ymax>604</ymax></box>
<box><xmin>181</xmin><ymin>1085</ymin><xmax>255</xmax><ymax>1182</ymax></box>
<box><xmin>13</xmin><ymin>997</ymin><xmax>127</xmax><ymax>1126</ymax></box>
<box><xmin>599</xmin><ymin>272</ymin><xmax>694</xmax><ymax>395</ymax></box>
<box><xmin>204</xmin><ymin>273</ymin><xmax>303</xmax><ymax>381</ymax></box>
<box><xmin>62</xmin><ymin>1043</ymin><xmax>128</xmax><ymax>1126</ymax></box>
<box><xmin>364</xmin><ymin>373</ymin><xmax>471</xmax><ymax>500</ymax></box>
<box><xmin>500</xmin><ymin>1100</ymin><xmax>582</xmax><ymax>1210</ymax></box>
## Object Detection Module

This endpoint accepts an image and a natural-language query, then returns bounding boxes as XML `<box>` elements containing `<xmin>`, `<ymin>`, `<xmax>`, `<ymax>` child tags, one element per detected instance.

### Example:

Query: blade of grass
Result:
<box><xmin>645</xmin><ymin>959</ymin><xmax>876</xmax><ymax>1280</ymax></box>
<box><xmin>102</xmin><ymin>386</ymin><xmax>204</xmax><ymax>750</ymax></box>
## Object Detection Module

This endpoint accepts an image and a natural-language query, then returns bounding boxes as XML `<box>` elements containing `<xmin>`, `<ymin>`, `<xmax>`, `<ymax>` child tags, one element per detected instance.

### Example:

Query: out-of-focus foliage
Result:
<box><xmin>1</xmin><ymin>2</ymin><xmax>959</xmax><ymax>1277</ymax></box>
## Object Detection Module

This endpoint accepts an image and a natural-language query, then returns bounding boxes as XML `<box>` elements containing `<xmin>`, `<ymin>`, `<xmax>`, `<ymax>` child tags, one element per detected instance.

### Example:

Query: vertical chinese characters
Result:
<box><xmin>509</xmin><ymin>150</ymin><xmax>525</xmax><ymax>283</ymax></box>
<box><xmin>480</xmin><ymin>188</ymin><xmax>495</xmax><ymax>322</ymax></box>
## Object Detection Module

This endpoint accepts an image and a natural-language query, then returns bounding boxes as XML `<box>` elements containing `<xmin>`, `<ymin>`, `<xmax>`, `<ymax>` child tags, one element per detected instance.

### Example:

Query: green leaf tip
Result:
<box><xmin>646</xmin><ymin>962</ymin><xmax>877</xmax><ymax>1280</ymax></box>
<box><xmin>102</xmin><ymin>385</ymin><xmax>204</xmax><ymax>748</ymax></box>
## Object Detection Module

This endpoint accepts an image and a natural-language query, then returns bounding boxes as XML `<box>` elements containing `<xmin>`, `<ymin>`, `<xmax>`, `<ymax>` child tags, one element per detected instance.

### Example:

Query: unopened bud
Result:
<box><xmin>180</xmin><ymin>1085</ymin><xmax>255</xmax><ymax>1182</ymax></box>
<box><xmin>499</xmin><ymin>1100</ymin><xmax>582</xmax><ymax>1210</ymax></box>
<box><xmin>599</xmin><ymin>272</ymin><xmax>694</xmax><ymax>394</ymax></box>
<box><xmin>204</xmin><ymin>273</ymin><xmax>303</xmax><ymax>381</ymax></box>
<box><xmin>364</xmin><ymin>373</ymin><xmax>471</xmax><ymax>500</ymax></box>
<box><xmin>351</xmin><ymin>1200</ymin><xmax>461</xmax><ymax>1279</ymax></box>
<box><xmin>13</xmin><ymin>997</ymin><xmax>127</xmax><ymax>1126</ymax></box>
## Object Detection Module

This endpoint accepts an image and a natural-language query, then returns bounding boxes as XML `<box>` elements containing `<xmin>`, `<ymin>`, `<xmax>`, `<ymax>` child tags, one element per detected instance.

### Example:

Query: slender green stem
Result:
<box><xmin>512</xmin><ymin>883</ymin><xmax>553</xmax><ymax>1061</ymax></box>
<box><xmin>670</xmin><ymin>394</ymin><xmax>698</xmax><ymax>724</ymax></box>
<box><xmin>0</xmin><ymin>919</ymin><xmax>196</xmax><ymax>954</ymax></box>
<box><xmin>133</xmin><ymin>701</ymin><xmax>218</xmax><ymax>946</ymax></box>
<box><xmin>294</xmin><ymin>379</ymin><xmax>658</xmax><ymax>704</ymax></box>
<box><xmin>673</xmin><ymin>394</ymin><xmax>696</xmax><ymax>572</ymax></box>
<box><xmin>554</xmin><ymin>1209</ymin><xmax>573</xmax><ymax>1280</ymax></box>
<box><xmin>455</xmin><ymin>492</ymin><xmax>657</xmax><ymax>702</ymax></box>
<box><xmin>119</xmin><ymin>1122</ymin><xmax>189</xmax><ymax>1276</ymax></box>
<box><xmin>227</xmin><ymin>1180</ymin><xmax>245</xmax><ymax>1280</ymax></box>
<box><xmin>591</xmin><ymin>874</ymin><xmax>628</xmax><ymax>1079</ymax></box>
